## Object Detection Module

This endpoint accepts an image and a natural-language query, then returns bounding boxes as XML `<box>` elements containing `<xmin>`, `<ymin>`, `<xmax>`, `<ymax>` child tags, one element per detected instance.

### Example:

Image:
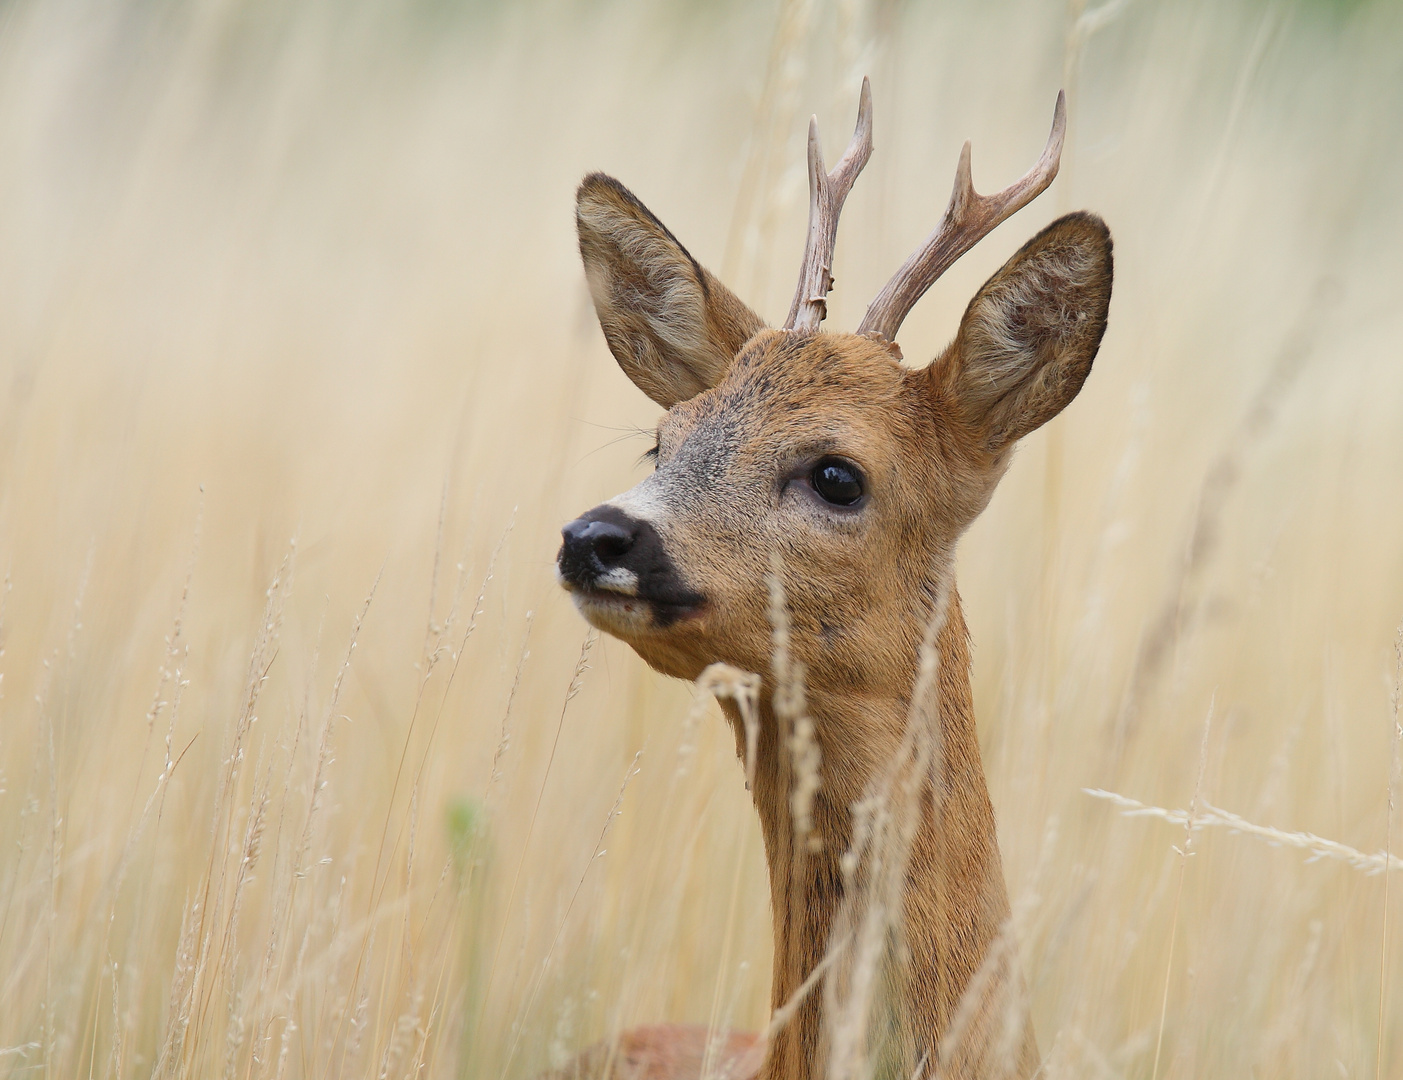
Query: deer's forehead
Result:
<box><xmin>661</xmin><ymin>334</ymin><xmax>918</xmax><ymax>454</ymax></box>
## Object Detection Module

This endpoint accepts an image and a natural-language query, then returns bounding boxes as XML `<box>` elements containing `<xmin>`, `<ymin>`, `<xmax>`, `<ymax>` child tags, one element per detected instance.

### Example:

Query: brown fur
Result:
<box><xmin>562</xmin><ymin>174</ymin><xmax>1112</xmax><ymax>1079</ymax></box>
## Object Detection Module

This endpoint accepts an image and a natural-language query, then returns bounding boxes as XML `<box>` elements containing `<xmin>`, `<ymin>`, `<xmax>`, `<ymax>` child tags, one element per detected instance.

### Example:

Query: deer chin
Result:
<box><xmin>564</xmin><ymin>583</ymin><xmax>705</xmax><ymax>641</ymax></box>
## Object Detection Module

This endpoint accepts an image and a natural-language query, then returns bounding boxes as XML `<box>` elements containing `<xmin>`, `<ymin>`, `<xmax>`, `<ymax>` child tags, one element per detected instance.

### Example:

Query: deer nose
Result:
<box><xmin>559</xmin><ymin>514</ymin><xmax>638</xmax><ymax>584</ymax></box>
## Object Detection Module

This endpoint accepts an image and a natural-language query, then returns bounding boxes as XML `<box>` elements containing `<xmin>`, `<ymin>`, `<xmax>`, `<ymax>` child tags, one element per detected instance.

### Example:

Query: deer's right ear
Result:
<box><xmin>577</xmin><ymin>174</ymin><xmax>765</xmax><ymax>408</ymax></box>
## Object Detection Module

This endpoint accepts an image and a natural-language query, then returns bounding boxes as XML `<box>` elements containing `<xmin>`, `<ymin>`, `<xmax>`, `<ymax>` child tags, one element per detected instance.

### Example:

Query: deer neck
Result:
<box><xmin>722</xmin><ymin>589</ymin><xmax>1037</xmax><ymax>1080</ymax></box>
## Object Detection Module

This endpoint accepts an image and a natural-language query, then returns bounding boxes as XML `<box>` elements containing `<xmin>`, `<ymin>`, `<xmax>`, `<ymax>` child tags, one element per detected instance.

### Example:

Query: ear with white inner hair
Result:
<box><xmin>936</xmin><ymin>211</ymin><xmax>1113</xmax><ymax>452</ymax></box>
<box><xmin>576</xmin><ymin>173</ymin><xmax>766</xmax><ymax>409</ymax></box>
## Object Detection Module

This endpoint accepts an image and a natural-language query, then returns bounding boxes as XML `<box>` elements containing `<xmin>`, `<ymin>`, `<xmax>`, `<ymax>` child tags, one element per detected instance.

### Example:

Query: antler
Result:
<box><xmin>784</xmin><ymin>77</ymin><xmax>874</xmax><ymax>333</ymax></box>
<box><xmin>856</xmin><ymin>91</ymin><xmax>1067</xmax><ymax>343</ymax></box>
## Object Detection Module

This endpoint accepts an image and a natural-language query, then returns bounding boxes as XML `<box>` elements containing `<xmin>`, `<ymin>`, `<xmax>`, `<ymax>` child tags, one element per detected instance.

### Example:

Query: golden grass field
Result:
<box><xmin>1</xmin><ymin>0</ymin><xmax>1401</xmax><ymax>1075</ymax></box>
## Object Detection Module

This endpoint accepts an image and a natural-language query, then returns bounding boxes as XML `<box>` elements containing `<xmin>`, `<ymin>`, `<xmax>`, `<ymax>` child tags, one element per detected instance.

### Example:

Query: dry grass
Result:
<box><xmin>1</xmin><ymin>0</ymin><xmax>1401</xmax><ymax>1076</ymax></box>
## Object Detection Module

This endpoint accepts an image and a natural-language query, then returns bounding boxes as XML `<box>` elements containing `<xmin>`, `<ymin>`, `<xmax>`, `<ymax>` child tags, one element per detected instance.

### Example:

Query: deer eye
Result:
<box><xmin>811</xmin><ymin>457</ymin><xmax>865</xmax><ymax>507</ymax></box>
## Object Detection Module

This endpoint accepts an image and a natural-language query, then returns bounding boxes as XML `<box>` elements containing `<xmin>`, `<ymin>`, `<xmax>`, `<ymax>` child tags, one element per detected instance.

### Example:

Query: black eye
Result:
<box><xmin>810</xmin><ymin>457</ymin><xmax>865</xmax><ymax>507</ymax></box>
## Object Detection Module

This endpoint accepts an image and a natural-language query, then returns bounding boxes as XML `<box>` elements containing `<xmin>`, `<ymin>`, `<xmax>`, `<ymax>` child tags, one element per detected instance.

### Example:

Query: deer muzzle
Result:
<box><xmin>557</xmin><ymin>504</ymin><xmax>705</xmax><ymax>631</ymax></box>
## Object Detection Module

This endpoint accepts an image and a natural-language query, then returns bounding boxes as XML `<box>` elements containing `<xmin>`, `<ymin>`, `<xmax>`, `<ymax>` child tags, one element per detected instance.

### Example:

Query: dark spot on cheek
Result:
<box><xmin>820</xmin><ymin>620</ymin><xmax>840</xmax><ymax>643</ymax></box>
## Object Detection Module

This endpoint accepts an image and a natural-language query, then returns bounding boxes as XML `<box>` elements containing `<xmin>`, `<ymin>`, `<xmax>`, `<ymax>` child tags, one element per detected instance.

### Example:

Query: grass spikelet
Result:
<box><xmin>767</xmin><ymin>556</ymin><xmax>821</xmax><ymax>852</ymax></box>
<box><xmin>488</xmin><ymin>611</ymin><xmax>534</xmax><ymax>794</ymax></box>
<box><xmin>696</xmin><ymin>662</ymin><xmax>763</xmax><ymax>788</ymax></box>
<box><xmin>297</xmin><ymin>573</ymin><xmax>381</xmax><ymax>880</ymax></box>
<box><xmin>1083</xmin><ymin>789</ymin><xmax>1403</xmax><ymax>876</ymax></box>
<box><xmin>1149</xmin><ymin>701</ymin><xmax>1213</xmax><ymax>1080</ymax></box>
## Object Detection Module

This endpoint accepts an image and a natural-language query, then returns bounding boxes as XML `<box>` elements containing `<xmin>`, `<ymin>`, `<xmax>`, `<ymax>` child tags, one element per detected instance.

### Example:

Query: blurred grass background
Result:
<box><xmin>0</xmin><ymin>0</ymin><xmax>1401</xmax><ymax>1076</ymax></box>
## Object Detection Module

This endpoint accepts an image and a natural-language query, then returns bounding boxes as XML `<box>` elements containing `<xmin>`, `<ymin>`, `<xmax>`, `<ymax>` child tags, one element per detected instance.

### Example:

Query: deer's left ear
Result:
<box><xmin>577</xmin><ymin>173</ymin><xmax>765</xmax><ymax>409</ymax></box>
<box><xmin>938</xmin><ymin>212</ymin><xmax>1112</xmax><ymax>452</ymax></box>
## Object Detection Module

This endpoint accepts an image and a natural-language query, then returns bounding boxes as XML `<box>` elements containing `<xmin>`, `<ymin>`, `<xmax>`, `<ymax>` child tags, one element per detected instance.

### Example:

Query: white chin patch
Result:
<box><xmin>570</xmin><ymin>590</ymin><xmax>653</xmax><ymax>637</ymax></box>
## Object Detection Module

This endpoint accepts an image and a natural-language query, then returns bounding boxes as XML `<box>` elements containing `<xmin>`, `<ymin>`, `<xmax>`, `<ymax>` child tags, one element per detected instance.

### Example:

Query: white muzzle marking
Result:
<box><xmin>592</xmin><ymin>566</ymin><xmax>640</xmax><ymax>597</ymax></box>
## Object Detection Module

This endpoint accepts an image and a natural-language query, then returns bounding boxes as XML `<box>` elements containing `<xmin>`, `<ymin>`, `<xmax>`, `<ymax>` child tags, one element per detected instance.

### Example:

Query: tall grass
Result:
<box><xmin>0</xmin><ymin>0</ymin><xmax>1401</xmax><ymax>1075</ymax></box>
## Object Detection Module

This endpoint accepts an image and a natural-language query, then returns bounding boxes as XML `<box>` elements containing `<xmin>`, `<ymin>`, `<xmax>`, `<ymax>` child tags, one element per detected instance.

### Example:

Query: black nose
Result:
<box><xmin>557</xmin><ymin>503</ymin><xmax>705</xmax><ymax>622</ymax></box>
<box><xmin>559</xmin><ymin>513</ymin><xmax>638</xmax><ymax>583</ymax></box>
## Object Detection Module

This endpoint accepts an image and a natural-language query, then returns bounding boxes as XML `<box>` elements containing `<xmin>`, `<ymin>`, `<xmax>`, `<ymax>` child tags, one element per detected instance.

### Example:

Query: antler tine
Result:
<box><xmin>856</xmin><ymin>90</ymin><xmax>1067</xmax><ymax>343</ymax></box>
<box><xmin>784</xmin><ymin>76</ymin><xmax>874</xmax><ymax>333</ymax></box>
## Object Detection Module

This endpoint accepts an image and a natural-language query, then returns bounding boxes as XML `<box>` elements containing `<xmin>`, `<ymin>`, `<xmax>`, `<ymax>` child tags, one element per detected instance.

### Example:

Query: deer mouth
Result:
<box><xmin>561</xmin><ymin>576</ymin><xmax>706</xmax><ymax>633</ymax></box>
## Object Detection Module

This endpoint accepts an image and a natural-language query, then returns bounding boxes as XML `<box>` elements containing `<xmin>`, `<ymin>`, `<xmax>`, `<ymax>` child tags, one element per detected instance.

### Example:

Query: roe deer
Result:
<box><xmin>553</xmin><ymin>79</ymin><xmax>1111</xmax><ymax>1080</ymax></box>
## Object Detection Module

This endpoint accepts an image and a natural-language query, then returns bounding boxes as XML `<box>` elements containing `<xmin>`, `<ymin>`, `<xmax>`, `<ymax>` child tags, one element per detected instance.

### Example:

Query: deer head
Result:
<box><xmin>558</xmin><ymin>81</ymin><xmax>1112</xmax><ymax>703</ymax></box>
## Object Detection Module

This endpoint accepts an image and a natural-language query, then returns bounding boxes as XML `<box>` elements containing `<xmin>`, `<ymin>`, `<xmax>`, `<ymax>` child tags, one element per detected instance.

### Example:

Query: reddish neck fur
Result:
<box><xmin>722</xmin><ymin>590</ymin><xmax>1037</xmax><ymax>1080</ymax></box>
